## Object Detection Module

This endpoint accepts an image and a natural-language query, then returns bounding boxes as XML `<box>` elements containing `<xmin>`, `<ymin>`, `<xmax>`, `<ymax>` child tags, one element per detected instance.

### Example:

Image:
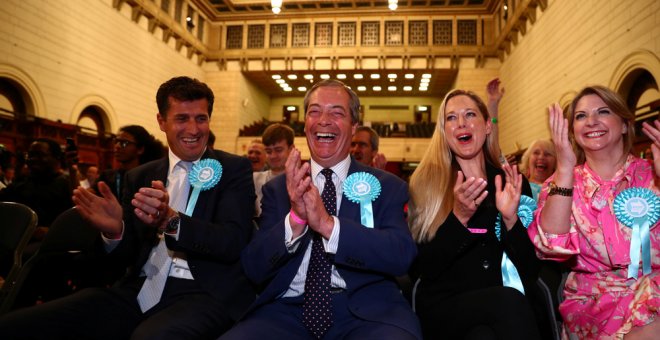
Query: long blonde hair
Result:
<box><xmin>409</xmin><ymin>90</ymin><xmax>501</xmax><ymax>243</ymax></box>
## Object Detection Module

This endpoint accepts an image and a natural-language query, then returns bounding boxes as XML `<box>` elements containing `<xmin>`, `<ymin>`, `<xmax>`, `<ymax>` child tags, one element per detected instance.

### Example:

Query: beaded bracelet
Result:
<box><xmin>289</xmin><ymin>209</ymin><xmax>307</xmax><ymax>225</ymax></box>
<box><xmin>491</xmin><ymin>117</ymin><xmax>498</xmax><ymax>124</ymax></box>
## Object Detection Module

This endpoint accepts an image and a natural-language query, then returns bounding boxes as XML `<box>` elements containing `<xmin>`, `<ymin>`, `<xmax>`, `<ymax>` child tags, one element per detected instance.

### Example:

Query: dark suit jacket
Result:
<box><xmin>104</xmin><ymin>148</ymin><xmax>256</xmax><ymax>321</ymax></box>
<box><xmin>413</xmin><ymin>162</ymin><xmax>545</xmax><ymax>336</ymax></box>
<box><xmin>241</xmin><ymin>159</ymin><xmax>421</xmax><ymax>337</ymax></box>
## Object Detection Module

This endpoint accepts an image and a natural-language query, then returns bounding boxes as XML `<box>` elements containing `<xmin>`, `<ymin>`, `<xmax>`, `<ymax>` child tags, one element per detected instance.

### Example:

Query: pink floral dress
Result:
<box><xmin>528</xmin><ymin>155</ymin><xmax>660</xmax><ymax>339</ymax></box>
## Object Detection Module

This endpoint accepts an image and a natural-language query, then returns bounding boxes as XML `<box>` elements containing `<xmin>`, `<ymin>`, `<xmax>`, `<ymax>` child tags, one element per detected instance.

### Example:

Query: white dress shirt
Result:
<box><xmin>282</xmin><ymin>155</ymin><xmax>351</xmax><ymax>297</ymax></box>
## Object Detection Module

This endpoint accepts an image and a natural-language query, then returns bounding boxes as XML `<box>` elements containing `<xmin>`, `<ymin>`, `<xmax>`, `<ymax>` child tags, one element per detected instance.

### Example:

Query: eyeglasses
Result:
<box><xmin>114</xmin><ymin>139</ymin><xmax>137</xmax><ymax>148</ymax></box>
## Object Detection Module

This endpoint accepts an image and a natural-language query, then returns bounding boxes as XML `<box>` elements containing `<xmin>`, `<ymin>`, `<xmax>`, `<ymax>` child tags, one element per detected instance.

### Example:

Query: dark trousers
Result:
<box><xmin>220</xmin><ymin>292</ymin><xmax>418</xmax><ymax>340</ymax></box>
<box><xmin>418</xmin><ymin>286</ymin><xmax>542</xmax><ymax>340</ymax></box>
<box><xmin>0</xmin><ymin>277</ymin><xmax>233</xmax><ymax>340</ymax></box>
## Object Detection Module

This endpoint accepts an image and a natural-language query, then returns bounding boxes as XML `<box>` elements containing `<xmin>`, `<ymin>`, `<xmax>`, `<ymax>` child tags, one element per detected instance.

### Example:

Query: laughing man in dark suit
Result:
<box><xmin>221</xmin><ymin>79</ymin><xmax>421</xmax><ymax>340</ymax></box>
<box><xmin>0</xmin><ymin>76</ymin><xmax>255</xmax><ymax>339</ymax></box>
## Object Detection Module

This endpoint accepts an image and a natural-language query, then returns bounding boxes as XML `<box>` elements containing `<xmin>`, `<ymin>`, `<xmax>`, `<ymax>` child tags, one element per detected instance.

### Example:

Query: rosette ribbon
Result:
<box><xmin>342</xmin><ymin>172</ymin><xmax>382</xmax><ymax>228</ymax></box>
<box><xmin>185</xmin><ymin>159</ymin><xmax>223</xmax><ymax>216</ymax></box>
<box><xmin>613</xmin><ymin>187</ymin><xmax>659</xmax><ymax>279</ymax></box>
<box><xmin>495</xmin><ymin>195</ymin><xmax>536</xmax><ymax>295</ymax></box>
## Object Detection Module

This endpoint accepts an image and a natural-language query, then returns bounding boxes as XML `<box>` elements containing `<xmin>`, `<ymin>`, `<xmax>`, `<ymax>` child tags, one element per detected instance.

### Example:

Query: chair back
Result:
<box><xmin>38</xmin><ymin>207</ymin><xmax>98</xmax><ymax>254</ymax></box>
<box><xmin>0</xmin><ymin>202</ymin><xmax>37</xmax><ymax>284</ymax></box>
<box><xmin>0</xmin><ymin>207</ymin><xmax>103</xmax><ymax>314</ymax></box>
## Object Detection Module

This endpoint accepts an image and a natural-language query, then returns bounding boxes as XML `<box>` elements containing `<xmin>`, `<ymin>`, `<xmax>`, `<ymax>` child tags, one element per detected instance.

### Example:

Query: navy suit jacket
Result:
<box><xmin>241</xmin><ymin>159</ymin><xmax>421</xmax><ymax>337</ymax></box>
<box><xmin>104</xmin><ymin>148</ymin><xmax>256</xmax><ymax>321</ymax></box>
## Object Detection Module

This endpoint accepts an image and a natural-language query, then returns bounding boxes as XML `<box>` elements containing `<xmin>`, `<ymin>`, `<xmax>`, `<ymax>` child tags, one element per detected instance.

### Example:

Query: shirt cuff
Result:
<box><xmin>285</xmin><ymin>212</ymin><xmax>307</xmax><ymax>252</ymax></box>
<box><xmin>322</xmin><ymin>216</ymin><xmax>340</xmax><ymax>254</ymax></box>
<box><xmin>101</xmin><ymin>221</ymin><xmax>124</xmax><ymax>253</ymax></box>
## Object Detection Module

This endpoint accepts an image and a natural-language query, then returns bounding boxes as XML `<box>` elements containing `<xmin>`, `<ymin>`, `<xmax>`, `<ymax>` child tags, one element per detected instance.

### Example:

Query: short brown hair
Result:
<box><xmin>262</xmin><ymin>123</ymin><xmax>294</xmax><ymax>146</ymax></box>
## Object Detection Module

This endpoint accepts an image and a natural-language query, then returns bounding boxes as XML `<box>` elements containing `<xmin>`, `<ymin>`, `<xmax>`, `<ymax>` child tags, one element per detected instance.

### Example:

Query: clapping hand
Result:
<box><xmin>285</xmin><ymin>149</ymin><xmax>312</xmax><ymax>236</ymax></box>
<box><xmin>73</xmin><ymin>181</ymin><xmax>123</xmax><ymax>238</ymax></box>
<box><xmin>495</xmin><ymin>163</ymin><xmax>523</xmax><ymax>230</ymax></box>
<box><xmin>132</xmin><ymin>180</ymin><xmax>172</xmax><ymax>231</ymax></box>
<box><xmin>453</xmin><ymin>171</ymin><xmax>488</xmax><ymax>226</ymax></box>
<box><xmin>549</xmin><ymin>103</ymin><xmax>577</xmax><ymax>173</ymax></box>
<box><xmin>302</xmin><ymin>184</ymin><xmax>334</xmax><ymax>239</ymax></box>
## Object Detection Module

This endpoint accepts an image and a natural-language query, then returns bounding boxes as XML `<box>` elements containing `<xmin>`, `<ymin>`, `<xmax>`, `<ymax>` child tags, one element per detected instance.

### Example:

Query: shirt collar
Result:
<box><xmin>310</xmin><ymin>155</ymin><xmax>351</xmax><ymax>182</ymax></box>
<box><xmin>167</xmin><ymin>149</ymin><xmax>205</xmax><ymax>175</ymax></box>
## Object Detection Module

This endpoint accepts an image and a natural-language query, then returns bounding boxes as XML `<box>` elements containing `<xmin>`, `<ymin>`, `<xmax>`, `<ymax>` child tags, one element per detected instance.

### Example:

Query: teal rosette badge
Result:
<box><xmin>185</xmin><ymin>159</ymin><xmax>223</xmax><ymax>216</ymax></box>
<box><xmin>496</xmin><ymin>195</ymin><xmax>536</xmax><ymax>295</ymax></box>
<box><xmin>613</xmin><ymin>187</ymin><xmax>659</xmax><ymax>279</ymax></box>
<box><xmin>342</xmin><ymin>172</ymin><xmax>381</xmax><ymax>228</ymax></box>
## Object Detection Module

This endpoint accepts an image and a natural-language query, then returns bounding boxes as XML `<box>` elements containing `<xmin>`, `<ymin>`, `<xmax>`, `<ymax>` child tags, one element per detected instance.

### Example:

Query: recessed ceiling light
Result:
<box><xmin>370</xmin><ymin>74</ymin><xmax>380</xmax><ymax>79</ymax></box>
<box><xmin>287</xmin><ymin>106</ymin><xmax>296</xmax><ymax>111</ymax></box>
<box><xmin>420</xmin><ymin>78</ymin><xmax>430</xmax><ymax>83</ymax></box>
<box><xmin>405</xmin><ymin>74</ymin><xmax>414</xmax><ymax>79</ymax></box>
<box><xmin>418</xmin><ymin>106</ymin><xmax>428</xmax><ymax>111</ymax></box>
<box><xmin>276</xmin><ymin>79</ymin><xmax>285</xmax><ymax>84</ymax></box>
<box><xmin>320</xmin><ymin>74</ymin><xmax>330</xmax><ymax>79</ymax></box>
<box><xmin>388</xmin><ymin>86</ymin><xmax>397</xmax><ymax>91</ymax></box>
<box><xmin>422</xmin><ymin>73</ymin><xmax>432</xmax><ymax>79</ymax></box>
<box><xmin>354</xmin><ymin>74</ymin><xmax>363</xmax><ymax>79</ymax></box>
<box><xmin>357</xmin><ymin>86</ymin><xmax>366</xmax><ymax>91</ymax></box>
<box><xmin>304</xmin><ymin>74</ymin><xmax>313</xmax><ymax>80</ymax></box>
<box><xmin>297</xmin><ymin>86</ymin><xmax>307</xmax><ymax>91</ymax></box>
<box><xmin>287</xmin><ymin>74</ymin><xmax>297</xmax><ymax>80</ymax></box>
<box><xmin>337</xmin><ymin>74</ymin><xmax>347</xmax><ymax>79</ymax></box>
<box><xmin>419</xmin><ymin>87</ymin><xmax>428</xmax><ymax>91</ymax></box>
<box><xmin>403</xmin><ymin>86</ymin><xmax>412</xmax><ymax>91</ymax></box>
<box><xmin>388</xmin><ymin>74</ymin><xmax>397</xmax><ymax>79</ymax></box>
<box><xmin>279</xmin><ymin>83</ymin><xmax>289</xmax><ymax>88</ymax></box>
<box><xmin>272</xmin><ymin>75</ymin><xmax>281</xmax><ymax>80</ymax></box>
<box><xmin>373</xmin><ymin>86</ymin><xmax>382</xmax><ymax>91</ymax></box>
<box><xmin>283</xmin><ymin>87</ymin><xmax>293</xmax><ymax>92</ymax></box>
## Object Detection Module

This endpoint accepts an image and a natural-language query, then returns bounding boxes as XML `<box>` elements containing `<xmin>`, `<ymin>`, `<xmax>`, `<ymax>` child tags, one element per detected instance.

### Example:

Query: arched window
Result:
<box><xmin>76</xmin><ymin>106</ymin><xmax>106</xmax><ymax>136</ymax></box>
<box><xmin>0</xmin><ymin>79</ymin><xmax>27</xmax><ymax>118</ymax></box>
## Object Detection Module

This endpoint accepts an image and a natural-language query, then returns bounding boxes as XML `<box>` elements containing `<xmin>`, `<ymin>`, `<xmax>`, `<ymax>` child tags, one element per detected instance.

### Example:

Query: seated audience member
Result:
<box><xmin>79</xmin><ymin>165</ymin><xmax>99</xmax><ymax>189</ymax></box>
<box><xmin>253</xmin><ymin>123</ymin><xmax>295</xmax><ymax>217</ymax></box>
<box><xmin>221</xmin><ymin>79</ymin><xmax>421</xmax><ymax>339</ymax></box>
<box><xmin>0</xmin><ymin>76</ymin><xmax>256</xmax><ymax>339</ymax></box>
<box><xmin>408</xmin><ymin>89</ymin><xmax>547</xmax><ymax>339</ymax></box>
<box><xmin>247</xmin><ymin>139</ymin><xmax>267</xmax><ymax>172</ymax></box>
<box><xmin>0</xmin><ymin>138</ymin><xmax>74</xmax><ymax>236</ymax></box>
<box><xmin>350</xmin><ymin>126</ymin><xmax>387</xmax><ymax>169</ymax></box>
<box><xmin>529</xmin><ymin>86</ymin><xmax>660</xmax><ymax>339</ymax></box>
<box><xmin>519</xmin><ymin>140</ymin><xmax>556</xmax><ymax>201</ymax></box>
<box><xmin>95</xmin><ymin>125</ymin><xmax>164</xmax><ymax>199</ymax></box>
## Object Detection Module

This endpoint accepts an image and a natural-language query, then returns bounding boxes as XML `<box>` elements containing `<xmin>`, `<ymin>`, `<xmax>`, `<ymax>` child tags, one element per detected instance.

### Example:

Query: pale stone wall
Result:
<box><xmin>0</xmin><ymin>0</ymin><xmax>204</xmax><ymax>142</ymax></box>
<box><xmin>497</xmin><ymin>0</ymin><xmax>660</xmax><ymax>154</ymax></box>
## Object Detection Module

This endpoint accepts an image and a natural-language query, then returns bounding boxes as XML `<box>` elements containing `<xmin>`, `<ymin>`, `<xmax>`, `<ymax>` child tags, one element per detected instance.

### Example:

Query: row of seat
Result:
<box><xmin>0</xmin><ymin>203</ymin><xmax>106</xmax><ymax>314</ymax></box>
<box><xmin>0</xmin><ymin>203</ymin><xmax>567</xmax><ymax>339</ymax></box>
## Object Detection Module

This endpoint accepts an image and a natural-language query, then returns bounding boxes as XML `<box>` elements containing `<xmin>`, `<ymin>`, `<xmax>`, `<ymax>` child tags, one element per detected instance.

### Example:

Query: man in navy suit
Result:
<box><xmin>221</xmin><ymin>79</ymin><xmax>421</xmax><ymax>340</ymax></box>
<box><xmin>0</xmin><ymin>76</ymin><xmax>256</xmax><ymax>339</ymax></box>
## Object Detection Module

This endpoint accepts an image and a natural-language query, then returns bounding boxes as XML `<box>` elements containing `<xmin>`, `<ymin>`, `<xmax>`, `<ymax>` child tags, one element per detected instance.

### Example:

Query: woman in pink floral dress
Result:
<box><xmin>528</xmin><ymin>85</ymin><xmax>660</xmax><ymax>339</ymax></box>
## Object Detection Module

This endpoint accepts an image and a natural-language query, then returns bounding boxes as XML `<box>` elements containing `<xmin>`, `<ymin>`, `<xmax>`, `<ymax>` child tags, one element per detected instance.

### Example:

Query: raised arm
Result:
<box><xmin>539</xmin><ymin>103</ymin><xmax>576</xmax><ymax>234</ymax></box>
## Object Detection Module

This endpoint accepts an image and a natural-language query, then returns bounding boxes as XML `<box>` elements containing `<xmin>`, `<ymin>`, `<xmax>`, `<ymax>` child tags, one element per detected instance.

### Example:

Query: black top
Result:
<box><xmin>413</xmin><ymin>162</ymin><xmax>540</xmax><ymax>310</ymax></box>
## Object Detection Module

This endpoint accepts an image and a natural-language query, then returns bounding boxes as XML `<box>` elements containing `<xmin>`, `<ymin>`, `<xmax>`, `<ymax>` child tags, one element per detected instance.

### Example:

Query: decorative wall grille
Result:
<box><xmin>226</xmin><ymin>25</ymin><xmax>243</xmax><ymax>49</ymax></box>
<box><xmin>433</xmin><ymin>20</ymin><xmax>452</xmax><ymax>45</ymax></box>
<box><xmin>292</xmin><ymin>23</ymin><xmax>310</xmax><ymax>47</ymax></box>
<box><xmin>270</xmin><ymin>24</ymin><xmax>287</xmax><ymax>48</ymax></box>
<box><xmin>457</xmin><ymin>20</ymin><xmax>477</xmax><ymax>45</ymax></box>
<box><xmin>385</xmin><ymin>21</ymin><xmax>403</xmax><ymax>46</ymax></box>
<box><xmin>248</xmin><ymin>25</ymin><xmax>265</xmax><ymax>49</ymax></box>
<box><xmin>361</xmin><ymin>22</ymin><xmax>379</xmax><ymax>46</ymax></box>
